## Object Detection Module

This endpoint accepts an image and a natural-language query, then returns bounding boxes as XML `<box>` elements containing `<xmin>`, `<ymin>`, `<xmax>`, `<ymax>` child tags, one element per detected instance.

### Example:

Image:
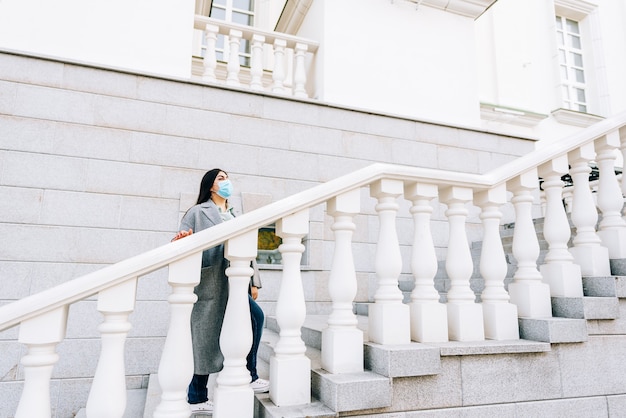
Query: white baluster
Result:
<box><xmin>226</xmin><ymin>29</ymin><xmax>242</xmax><ymax>87</ymax></box>
<box><xmin>272</xmin><ymin>39</ymin><xmax>287</xmax><ymax>93</ymax></box>
<box><xmin>202</xmin><ymin>24</ymin><xmax>219</xmax><ymax>82</ymax></box>
<box><xmin>15</xmin><ymin>306</ymin><xmax>68</xmax><ymax>418</ymax></box>
<box><xmin>568</xmin><ymin>144</ymin><xmax>611</xmax><ymax>276</ymax></box>
<box><xmin>322</xmin><ymin>189</ymin><xmax>363</xmax><ymax>373</ymax></box>
<box><xmin>507</xmin><ymin>170</ymin><xmax>552</xmax><ymax>318</ymax></box>
<box><xmin>368</xmin><ymin>179</ymin><xmax>410</xmax><ymax>345</ymax></box>
<box><xmin>249</xmin><ymin>34</ymin><xmax>265</xmax><ymax>91</ymax></box>
<box><xmin>475</xmin><ymin>185</ymin><xmax>519</xmax><ymax>340</ymax></box>
<box><xmin>271</xmin><ymin>210</ymin><xmax>311</xmax><ymax>406</ymax></box>
<box><xmin>154</xmin><ymin>252</ymin><xmax>202</xmax><ymax>418</ymax></box>
<box><xmin>620</xmin><ymin>126</ymin><xmax>626</xmax><ymax>212</ymax></box>
<box><xmin>293</xmin><ymin>43</ymin><xmax>308</xmax><ymax>98</ymax></box>
<box><xmin>596</xmin><ymin>132</ymin><xmax>626</xmax><ymax>259</ymax></box>
<box><xmin>538</xmin><ymin>157</ymin><xmax>583</xmax><ymax>297</ymax></box>
<box><xmin>87</xmin><ymin>279</ymin><xmax>138</xmax><ymax>418</ymax></box>
<box><xmin>441</xmin><ymin>186</ymin><xmax>484</xmax><ymax>341</ymax></box>
<box><xmin>405</xmin><ymin>182</ymin><xmax>448</xmax><ymax>342</ymax></box>
<box><xmin>214</xmin><ymin>231</ymin><xmax>258</xmax><ymax>418</ymax></box>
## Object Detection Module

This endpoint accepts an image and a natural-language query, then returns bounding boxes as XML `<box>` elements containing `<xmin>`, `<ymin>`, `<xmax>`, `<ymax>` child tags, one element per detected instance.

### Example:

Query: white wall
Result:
<box><xmin>0</xmin><ymin>0</ymin><xmax>196</xmax><ymax>78</ymax></box>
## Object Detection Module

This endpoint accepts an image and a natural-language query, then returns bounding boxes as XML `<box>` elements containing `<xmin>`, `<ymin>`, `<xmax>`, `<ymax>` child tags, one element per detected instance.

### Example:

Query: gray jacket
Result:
<box><xmin>179</xmin><ymin>200</ymin><xmax>261</xmax><ymax>375</ymax></box>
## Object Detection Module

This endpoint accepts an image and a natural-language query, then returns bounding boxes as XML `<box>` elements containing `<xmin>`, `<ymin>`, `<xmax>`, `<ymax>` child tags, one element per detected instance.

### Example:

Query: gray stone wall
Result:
<box><xmin>0</xmin><ymin>50</ymin><xmax>535</xmax><ymax>416</ymax></box>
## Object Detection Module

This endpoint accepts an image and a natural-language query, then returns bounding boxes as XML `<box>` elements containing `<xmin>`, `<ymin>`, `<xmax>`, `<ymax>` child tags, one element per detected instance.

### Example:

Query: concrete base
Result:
<box><xmin>447</xmin><ymin>303</ymin><xmax>485</xmax><ymax>341</ymax></box>
<box><xmin>409</xmin><ymin>301</ymin><xmax>448</xmax><ymax>343</ymax></box>
<box><xmin>609</xmin><ymin>258</ymin><xmax>626</xmax><ymax>276</ymax></box>
<box><xmin>518</xmin><ymin>317</ymin><xmax>587</xmax><ymax>343</ymax></box>
<box><xmin>540</xmin><ymin>262</ymin><xmax>583</xmax><ymax>297</ymax></box>
<box><xmin>213</xmin><ymin>385</ymin><xmax>254</xmax><ymax>418</ymax></box>
<box><xmin>321</xmin><ymin>327</ymin><xmax>364</xmax><ymax>374</ymax></box>
<box><xmin>364</xmin><ymin>342</ymin><xmax>441</xmax><ymax>377</ymax></box>
<box><xmin>368</xmin><ymin>302</ymin><xmax>410</xmax><ymax>345</ymax></box>
<box><xmin>598</xmin><ymin>228</ymin><xmax>626</xmax><ymax>259</ymax></box>
<box><xmin>508</xmin><ymin>281</ymin><xmax>552</xmax><ymax>318</ymax></box>
<box><xmin>269</xmin><ymin>355</ymin><xmax>311</xmax><ymax>407</ymax></box>
<box><xmin>483</xmin><ymin>302</ymin><xmax>519</xmax><ymax>340</ymax></box>
<box><xmin>311</xmin><ymin>369</ymin><xmax>391</xmax><ymax>412</ymax></box>
<box><xmin>569</xmin><ymin>245</ymin><xmax>611</xmax><ymax>277</ymax></box>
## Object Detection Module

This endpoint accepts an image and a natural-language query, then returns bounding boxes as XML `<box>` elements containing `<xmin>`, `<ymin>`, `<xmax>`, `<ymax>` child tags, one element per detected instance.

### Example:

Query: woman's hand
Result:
<box><xmin>171</xmin><ymin>228</ymin><xmax>193</xmax><ymax>242</ymax></box>
<box><xmin>250</xmin><ymin>286</ymin><xmax>259</xmax><ymax>300</ymax></box>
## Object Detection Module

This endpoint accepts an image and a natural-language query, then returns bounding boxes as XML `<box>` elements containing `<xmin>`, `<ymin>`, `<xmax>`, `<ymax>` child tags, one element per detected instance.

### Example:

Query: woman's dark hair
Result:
<box><xmin>196</xmin><ymin>168</ymin><xmax>227</xmax><ymax>204</ymax></box>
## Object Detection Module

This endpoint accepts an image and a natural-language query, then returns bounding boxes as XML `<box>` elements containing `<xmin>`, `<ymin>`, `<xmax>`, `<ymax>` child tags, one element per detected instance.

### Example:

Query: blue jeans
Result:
<box><xmin>188</xmin><ymin>295</ymin><xmax>265</xmax><ymax>403</ymax></box>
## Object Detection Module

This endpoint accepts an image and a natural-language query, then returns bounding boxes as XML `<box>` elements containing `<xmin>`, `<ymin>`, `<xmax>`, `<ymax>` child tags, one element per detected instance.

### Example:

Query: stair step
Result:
<box><xmin>552</xmin><ymin>296</ymin><xmax>620</xmax><ymax>320</ymax></box>
<box><xmin>312</xmin><ymin>368</ymin><xmax>391</xmax><ymax>413</ymax></box>
<box><xmin>518</xmin><ymin>317</ymin><xmax>588</xmax><ymax>343</ymax></box>
<box><xmin>255</xmin><ymin>393</ymin><xmax>337</xmax><ymax>418</ymax></box>
<box><xmin>582</xmin><ymin>276</ymin><xmax>618</xmax><ymax>297</ymax></box>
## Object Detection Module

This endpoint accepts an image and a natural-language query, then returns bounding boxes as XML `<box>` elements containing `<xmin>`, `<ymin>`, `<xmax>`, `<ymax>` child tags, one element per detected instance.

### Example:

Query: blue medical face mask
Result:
<box><xmin>216</xmin><ymin>179</ymin><xmax>233</xmax><ymax>199</ymax></box>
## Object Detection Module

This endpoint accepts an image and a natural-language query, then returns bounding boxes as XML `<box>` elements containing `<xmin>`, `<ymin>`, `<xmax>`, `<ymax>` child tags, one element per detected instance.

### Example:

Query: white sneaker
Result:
<box><xmin>250</xmin><ymin>378</ymin><xmax>270</xmax><ymax>393</ymax></box>
<box><xmin>189</xmin><ymin>399</ymin><xmax>213</xmax><ymax>413</ymax></box>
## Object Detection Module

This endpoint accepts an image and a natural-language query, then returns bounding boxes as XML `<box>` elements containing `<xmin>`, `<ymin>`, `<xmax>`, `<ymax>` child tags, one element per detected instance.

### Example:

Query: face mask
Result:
<box><xmin>216</xmin><ymin>179</ymin><xmax>233</xmax><ymax>199</ymax></box>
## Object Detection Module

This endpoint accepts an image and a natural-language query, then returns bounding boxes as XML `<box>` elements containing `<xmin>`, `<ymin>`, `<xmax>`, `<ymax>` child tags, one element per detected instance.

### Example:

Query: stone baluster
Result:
<box><xmin>322</xmin><ymin>190</ymin><xmax>363</xmax><ymax>373</ymax></box>
<box><xmin>86</xmin><ymin>279</ymin><xmax>138</xmax><ymax>418</ymax></box>
<box><xmin>405</xmin><ymin>182</ymin><xmax>448</xmax><ymax>342</ymax></box>
<box><xmin>441</xmin><ymin>186</ymin><xmax>484</xmax><ymax>341</ymax></box>
<box><xmin>214</xmin><ymin>231</ymin><xmax>258</xmax><ymax>418</ymax></box>
<box><xmin>202</xmin><ymin>24</ymin><xmax>219</xmax><ymax>82</ymax></box>
<box><xmin>272</xmin><ymin>39</ymin><xmax>287</xmax><ymax>93</ymax></box>
<box><xmin>507</xmin><ymin>169</ymin><xmax>552</xmax><ymax>318</ymax></box>
<box><xmin>154</xmin><ymin>252</ymin><xmax>202</xmax><ymax>418</ymax></box>
<box><xmin>596</xmin><ymin>132</ymin><xmax>626</xmax><ymax>264</ymax></box>
<box><xmin>250</xmin><ymin>34</ymin><xmax>265</xmax><ymax>91</ymax></box>
<box><xmin>475</xmin><ymin>185</ymin><xmax>519</xmax><ymax>340</ymax></box>
<box><xmin>293</xmin><ymin>43</ymin><xmax>308</xmax><ymax>98</ymax></box>
<box><xmin>226</xmin><ymin>29</ymin><xmax>242</xmax><ymax>87</ymax></box>
<box><xmin>368</xmin><ymin>179</ymin><xmax>410</xmax><ymax>345</ymax></box>
<box><xmin>271</xmin><ymin>210</ymin><xmax>311</xmax><ymax>406</ymax></box>
<box><xmin>538</xmin><ymin>156</ymin><xmax>583</xmax><ymax>297</ymax></box>
<box><xmin>15</xmin><ymin>306</ymin><xmax>68</xmax><ymax>418</ymax></box>
<box><xmin>568</xmin><ymin>144</ymin><xmax>611</xmax><ymax>276</ymax></box>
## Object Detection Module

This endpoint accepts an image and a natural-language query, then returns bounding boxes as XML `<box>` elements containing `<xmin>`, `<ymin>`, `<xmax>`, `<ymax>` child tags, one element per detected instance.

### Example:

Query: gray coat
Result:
<box><xmin>179</xmin><ymin>200</ymin><xmax>261</xmax><ymax>375</ymax></box>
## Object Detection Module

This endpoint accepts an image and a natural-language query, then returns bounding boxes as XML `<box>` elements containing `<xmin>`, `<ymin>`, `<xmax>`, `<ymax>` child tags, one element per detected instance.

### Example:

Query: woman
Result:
<box><xmin>172</xmin><ymin>168</ymin><xmax>269</xmax><ymax>413</ymax></box>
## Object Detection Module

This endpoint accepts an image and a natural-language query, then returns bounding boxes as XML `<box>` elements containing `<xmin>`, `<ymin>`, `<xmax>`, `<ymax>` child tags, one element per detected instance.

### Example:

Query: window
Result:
<box><xmin>204</xmin><ymin>0</ymin><xmax>255</xmax><ymax>66</ymax></box>
<box><xmin>555</xmin><ymin>16</ymin><xmax>587</xmax><ymax>112</ymax></box>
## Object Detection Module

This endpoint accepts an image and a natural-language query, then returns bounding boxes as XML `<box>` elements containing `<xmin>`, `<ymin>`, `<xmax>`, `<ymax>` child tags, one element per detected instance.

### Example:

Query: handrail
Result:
<box><xmin>2</xmin><ymin>110</ymin><xmax>626</xmax><ymax>332</ymax></box>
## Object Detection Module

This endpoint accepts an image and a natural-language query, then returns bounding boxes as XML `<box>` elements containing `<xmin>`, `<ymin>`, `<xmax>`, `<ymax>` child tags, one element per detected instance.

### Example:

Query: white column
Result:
<box><xmin>226</xmin><ymin>29</ymin><xmax>242</xmax><ymax>87</ymax></box>
<box><xmin>405</xmin><ymin>182</ymin><xmax>448</xmax><ymax>343</ymax></box>
<box><xmin>441</xmin><ymin>186</ymin><xmax>484</xmax><ymax>341</ymax></box>
<box><xmin>568</xmin><ymin>144</ymin><xmax>611</xmax><ymax>276</ymax></box>
<box><xmin>15</xmin><ymin>306</ymin><xmax>68</xmax><ymax>418</ymax></box>
<box><xmin>272</xmin><ymin>39</ymin><xmax>287</xmax><ymax>93</ymax></box>
<box><xmin>475</xmin><ymin>185</ymin><xmax>519</xmax><ymax>340</ymax></box>
<box><xmin>293</xmin><ymin>43</ymin><xmax>308</xmax><ymax>98</ymax></box>
<box><xmin>271</xmin><ymin>210</ymin><xmax>311</xmax><ymax>406</ymax></box>
<box><xmin>322</xmin><ymin>190</ymin><xmax>364</xmax><ymax>373</ymax></box>
<box><xmin>507</xmin><ymin>170</ymin><xmax>552</xmax><ymax>318</ymax></box>
<box><xmin>538</xmin><ymin>156</ymin><xmax>583</xmax><ymax>297</ymax></box>
<box><xmin>249</xmin><ymin>34</ymin><xmax>265</xmax><ymax>91</ymax></box>
<box><xmin>154</xmin><ymin>252</ymin><xmax>202</xmax><ymax>418</ymax></box>
<box><xmin>202</xmin><ymin>24</ymin><xmax>219</xmax><ymax>83</ymax></box>
<box><xmin>214</xmin><ymin>231</ymin><xmax>258</xmax><ymax>418</ymax></box>
<box><xmin>368</xmin><ymin>179</ymin><xmax>410</xmax><ymax>345</ymax></box>
<box><xmin>86</xmin><ymin>279</ymin><xmax>138</xmax><ymax>418</ymax></box>
<box><xmin>596</xmin><ymin>131</ymin><xmax>626</xmax><ymax>259</ymax></box>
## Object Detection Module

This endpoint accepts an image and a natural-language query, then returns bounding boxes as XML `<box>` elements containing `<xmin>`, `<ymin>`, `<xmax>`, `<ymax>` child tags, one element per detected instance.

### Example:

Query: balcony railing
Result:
<box><xmin>2</xmin><ymin>112</ymin><xmax>626</xmax><ymax>417</ymax></box>
<box><xmin>192</xmin><ymin>16</ymin><xmax>319</xmax><ymax>99</ymax></box>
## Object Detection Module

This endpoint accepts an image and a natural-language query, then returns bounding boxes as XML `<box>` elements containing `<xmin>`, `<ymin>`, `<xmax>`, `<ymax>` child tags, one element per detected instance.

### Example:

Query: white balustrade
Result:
<box><xmin>620</xmin><ymin>126</ymin><xmax>626</xmax><ymax>209</ymax></box>
<box><xmin>202</xmin><ymin>24</ymin><xmax>218</xmax><ymax>82</ymax></box>
<box><xmin>154</xmin><ymin>253</ymin><xmax>202</xmax><ymax>418</ymax></box>
<box><xmin>475</xmin><ymin>185</ymin><xmax>519</xmax><ymax>340</ymax></box>
<box><xmin>322</xmin><ymin>190</ymin><xmax>364</xmax><ymax>373</ymax></box>
<box><xmin>86</xmin><ymin>279</ymin><xmax>138</xmax><ymax>418</ymax></box>
<box><xmin>507</xmin><ymin>170</ymin><xmax>552</xmax><ymax>318</ymax></box>
<box><xmin>15</xmin><ymin>306</ymin><xmax>68</xmax><ymax>418</ymax></box>
<box><xmin>250</xmin><ymin>34</ymin><xmax>265</xmax><ymax>91</ymax></box>
<box><xmin>596</xmin><ymin>132</ymin><xmax>626</xmax><ymax>259</ymax></box>
<box><xmin>293</xmin><ymin>43</ymin><xmax>308</xmax><ymax>98</ymax></box>
<box><xmin>214</xmin><ymin>231</ymin><xmax>258</xmax><ymax>418</ymax></box>
<box><xmin>226</xmin><ymin>29</ymin><xmax>242</xmax><ymax>87</ymax></box>
<box><xmin>368</xmin><ymin>179</ymin><xmax>410</xmax><ymax>345</ymax></box>
<box><xmin>272</xmin><ymin>39</ymin><xmax>287</xmax><ymax>93</ymax></box>
<box><xmin>568</xmin><ymin>144</ymin><xmax>611</xmax><ymax>276</ymax></box>
<box><xmin>441</xmin><ymin>186</ymin><xmax>484</xmax><ymax>341</ymax></box>
<box><xmin>538</xmin><ymin>156</ymin><xmax>583</xmax><ymax>297</ymax></box>
<box><xmin>271</xmin><ymin>210</ymin><xmax>311</xmax><ymax>406</ymax></box>
<box><xmin>405</xmin><ymin>182</ymin><xmax>448</xmax><ymax>343</ymax></box>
